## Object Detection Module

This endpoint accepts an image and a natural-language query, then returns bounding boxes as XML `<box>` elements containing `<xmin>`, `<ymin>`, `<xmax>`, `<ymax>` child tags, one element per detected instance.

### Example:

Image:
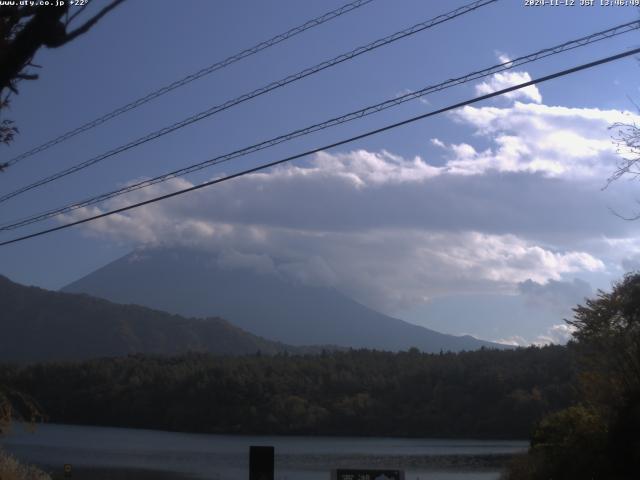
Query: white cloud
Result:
<box><xmin>308</xmin><ymin>150</ymin><xmax>441</xmax><ymax>186</ymax></box>
<box><xmin>65</xmin><ymin>152</ymin><xmax>604</xmax><ymax>313</ymax></box>
<box><xmin>430</xmin><ymin>138</ymin><xmax>446</xmax><ymax>148</ymax></box>
<box><xmin>494</xmin><ymin>335</ymin><xmax>529</xmax><ymax>347</ymax></box>
<box><xmin>533</xmin><ymin>323</ymin><xmax>577</xmax><ymax>346</ymax></box>
<box><xmin>476</xmin><ymin>70</ymin><xmax>542</xmax><ymax>104</ymax></box>
<box><xmin>496</xmin><ymin>323</ymin><xmax>576</xmax><ymax>347</ymax></box>
<box><xmin>474</xmin><ymin>52</ymin><xmax>539</xmax><ymax>104</ymax></box>
<box><xmin>448</xmin><ymin>102</ymin><xmax>637</xmax><ymax>178</ymax></box>
<box><xmin>496</xmin><ymin>52</ymin><xmax>513</xmax><ymax>67</ymax></box>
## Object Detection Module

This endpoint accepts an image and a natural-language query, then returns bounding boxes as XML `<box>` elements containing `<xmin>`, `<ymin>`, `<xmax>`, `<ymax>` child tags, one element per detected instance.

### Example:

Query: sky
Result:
<box><xmin>2</xmin><ymin>0</ymin><xmax>640</xmax><ymax>346</ymax></box>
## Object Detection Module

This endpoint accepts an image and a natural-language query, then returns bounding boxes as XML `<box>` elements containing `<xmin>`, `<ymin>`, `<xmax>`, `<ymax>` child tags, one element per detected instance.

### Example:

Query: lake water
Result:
<box><xmin>0</xmin><ymin>423</ymin><xmax>528</xmax><ymax>479</ymax></box>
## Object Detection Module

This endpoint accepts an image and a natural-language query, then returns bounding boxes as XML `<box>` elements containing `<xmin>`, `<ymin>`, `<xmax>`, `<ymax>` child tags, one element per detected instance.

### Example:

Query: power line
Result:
<box><xmin>1</xmin><ymin>20</ymin><xmax>638</xmax><ymax>232</ymax></box>
<box><xmin>0</xmin><ymin>0</ymin><xmax>497</xmax><ymax>204</ymax></box>
<box><xmin>1</xmin><ymin>46</ymin><xmax>638</xmax><ymax>248</ymax></box>
<box><xmin>3</xmin><ymin>0</ymin><xmax>377</xmax><ymax>168</ymax></box>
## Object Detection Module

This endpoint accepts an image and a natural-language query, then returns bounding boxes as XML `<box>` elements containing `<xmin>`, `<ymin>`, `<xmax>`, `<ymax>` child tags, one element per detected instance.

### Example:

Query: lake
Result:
<box><xmin>0</xmin><ymin>423</ymin><xmax>528</xmax><ymax>479</ymax></box>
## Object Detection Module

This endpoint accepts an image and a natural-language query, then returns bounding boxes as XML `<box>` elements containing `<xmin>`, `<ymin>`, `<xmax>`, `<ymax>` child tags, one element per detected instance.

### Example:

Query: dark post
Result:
<box><xmin>249</xmin><ymin>445</ymin><xmax>274</xmax><ymax>480</ymax></box>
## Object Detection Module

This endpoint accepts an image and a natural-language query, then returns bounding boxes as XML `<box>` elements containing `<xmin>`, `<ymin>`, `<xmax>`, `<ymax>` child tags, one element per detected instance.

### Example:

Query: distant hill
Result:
<box><xmin>0</xmin><ymin>275</ymin><xmax>306</xmax><ymax>363</ymax></box>
<box><xmin>63</xmin><ymin>247</ymin><xmax>508</xmax><ymax>352</ymax></box>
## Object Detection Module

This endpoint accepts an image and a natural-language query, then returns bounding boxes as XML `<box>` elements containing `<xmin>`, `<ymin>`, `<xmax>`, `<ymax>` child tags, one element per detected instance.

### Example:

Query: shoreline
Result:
<box><xmin>275</xmin><ymin>453</ymin><xmax>516</xmax><ymax>470</ymax></box>
<box><xmin>9</xmin><ymin>421</ymin><xmax>530</xmax><ymax>443</ymax></box>
<box><xmin>43</xmin><ymin>466</ymin><xmax>198</xmax><ymax>480</ymax></box>
<box><xmin>18</xmin><ymin>453</ymin><xmax>516</xmax><ymax>480</ymax></box>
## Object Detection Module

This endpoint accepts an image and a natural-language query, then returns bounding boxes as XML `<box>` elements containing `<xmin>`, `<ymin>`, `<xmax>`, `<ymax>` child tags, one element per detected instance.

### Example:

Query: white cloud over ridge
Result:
<box><xmin>496</xmin><ymin>323</ymin><xmax>576</xmax><ymax>347</ymax></box>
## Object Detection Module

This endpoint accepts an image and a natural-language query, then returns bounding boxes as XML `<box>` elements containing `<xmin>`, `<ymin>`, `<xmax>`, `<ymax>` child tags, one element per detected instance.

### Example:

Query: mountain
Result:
<box><xmin>0</xmin><ymin>275</ymin><xmax>306</xmax><ymax>363</ymax></box>
<box><xmin>63</xmin><ymin>247</ymin><xmax>507</xmax><ymax>352</ymax></box>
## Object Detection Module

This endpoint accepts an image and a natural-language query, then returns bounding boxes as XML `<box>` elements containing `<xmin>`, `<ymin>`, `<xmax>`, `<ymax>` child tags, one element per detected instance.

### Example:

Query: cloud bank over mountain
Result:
<box><xmin>64</xmin><ymin>62</ymin><xmax>640</xmax><ymax>345</ymax></box>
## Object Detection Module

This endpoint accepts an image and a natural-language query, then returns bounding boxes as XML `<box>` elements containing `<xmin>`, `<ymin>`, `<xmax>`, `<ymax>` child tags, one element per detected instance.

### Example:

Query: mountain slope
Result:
<box><xmin>0</xmin><ymin>275</ymin><xmax>301</xmax><ymax>362</ymax></box>
<box><xmin>63</xmin><ymin>247</ymin><xmax>507</xmax><ymax>352</ymax></box>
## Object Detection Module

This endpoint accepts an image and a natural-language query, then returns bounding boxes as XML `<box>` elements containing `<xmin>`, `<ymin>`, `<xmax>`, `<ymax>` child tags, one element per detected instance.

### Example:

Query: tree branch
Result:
<box><xmin>66</xmin><ymin>5</ymin><xmax>88</xmax><ymax>27</ymax></box>
<box><xmin>61</xmin><ymin>0</ymin><xmax>126</xmax><ymax>45</ymax></box>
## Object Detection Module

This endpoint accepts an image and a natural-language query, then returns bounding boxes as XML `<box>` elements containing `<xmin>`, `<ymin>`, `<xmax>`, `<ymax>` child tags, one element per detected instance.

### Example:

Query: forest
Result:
<box><xmin>0</xmin><ymin>345</ymin><xmax>572</xmax><ymax>439</ymax></box>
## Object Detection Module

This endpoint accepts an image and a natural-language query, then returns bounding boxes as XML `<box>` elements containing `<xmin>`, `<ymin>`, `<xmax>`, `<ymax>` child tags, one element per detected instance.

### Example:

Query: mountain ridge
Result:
<box><xmin>63</xmin><ymin>247</ymin><xmax>508</xmax><ymax>352</ymax></box>
<box><xmin>0</xmin><ymin>274</ymin><xmax>320</xmax><ymax>363</ymax></box>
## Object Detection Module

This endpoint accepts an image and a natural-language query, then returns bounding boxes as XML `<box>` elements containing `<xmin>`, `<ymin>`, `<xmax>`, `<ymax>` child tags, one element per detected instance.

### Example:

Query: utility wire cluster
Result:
<box><xmin>3</xmin><ymin>0</ymin><xmax>376</xmax><ymax>168</ymax></box>
<box><xmin>2</xmin><ymin>19</ymin><xmax>638</xmax><ymax>232</ymax></box>
<box><xmin>0</xmin><ymin>0</ymin><xmax>496</xmax><ymax>205</ymax></box>
<box><xmin>1</xmin><ymin>0</ymin><xmax>637</xmax><ymax>247</ymax></box>
<box><xmin>2</xmin><ymin>46</ymin><xmax>638</xmax><ymax>247</ymax></box>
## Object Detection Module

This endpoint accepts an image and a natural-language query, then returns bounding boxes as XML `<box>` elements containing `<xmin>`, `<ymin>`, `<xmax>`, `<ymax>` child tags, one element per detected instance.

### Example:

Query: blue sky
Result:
<box><xmin>2</xmin><ymin>0</ymin><xmax>640</xmax><ymax>345</ymax></box>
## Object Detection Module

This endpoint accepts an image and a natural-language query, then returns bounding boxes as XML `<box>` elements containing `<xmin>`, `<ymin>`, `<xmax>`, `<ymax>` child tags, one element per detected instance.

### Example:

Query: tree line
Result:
<box><xmin>0</xmin><ymin>345</ymin><xmax>572</xmax><ymax>439</ymax></box>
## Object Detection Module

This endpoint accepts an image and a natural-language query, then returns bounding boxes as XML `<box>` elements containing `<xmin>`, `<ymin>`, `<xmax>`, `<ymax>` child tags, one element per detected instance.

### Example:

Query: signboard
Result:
<box><xmin>332</xmin><ymin>469</ymin><xmax>404</xmax><ymax>480</ymax></box>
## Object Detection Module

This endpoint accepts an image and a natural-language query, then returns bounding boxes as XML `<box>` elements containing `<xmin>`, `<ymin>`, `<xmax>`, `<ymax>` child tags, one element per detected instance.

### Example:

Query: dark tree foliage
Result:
<box><xmin>0</xmin><ymin>385</ymin><xmax>44</xmax><ymax>435</ymax></box>
<box><xmin>569</xmin><ymin>272</ymin><xmax>640</xmax><ymax>405</ymax></box>
<box><xmin>0</xmin><ymin>346</ymin><xmax>572</xmax><ymax>439</ymax></box>
<box><xmin>0</xmin><ymin>96</ymin><xmax>17</xmax><ymax>150</ymax></box>
<box><xmin>0</xmin><ymin>1</ymin><xmax>125</xmax><ymax>94</ymax></box>
<box><xmin>0</xmin><ymin>0</ymin><xmax>125</xmax><ymax>166</ymax></box>
<box><xmin>504</xmin><ymin>273</ymin><xmax>640</xmax><ymax>480</ymax></box>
